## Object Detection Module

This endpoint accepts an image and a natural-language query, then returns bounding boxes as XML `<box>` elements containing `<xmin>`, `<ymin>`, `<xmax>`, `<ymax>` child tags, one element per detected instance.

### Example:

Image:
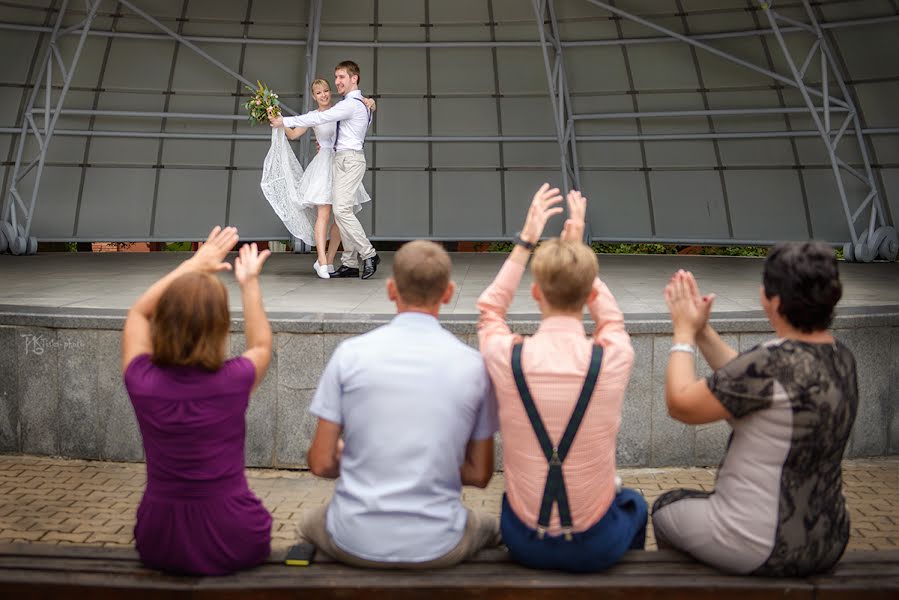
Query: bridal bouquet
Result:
<box><xmin>244</xmin><ymin>81</ymin><xmax>281</xmax><ymax>124</ymax></box>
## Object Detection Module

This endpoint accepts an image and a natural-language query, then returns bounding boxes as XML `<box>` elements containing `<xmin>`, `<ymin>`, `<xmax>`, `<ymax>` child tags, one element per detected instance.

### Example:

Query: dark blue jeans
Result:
<box><xmin>500</xmin><ymin>488</ymin><xmax>647</xmax><ymax>573</ymax></box>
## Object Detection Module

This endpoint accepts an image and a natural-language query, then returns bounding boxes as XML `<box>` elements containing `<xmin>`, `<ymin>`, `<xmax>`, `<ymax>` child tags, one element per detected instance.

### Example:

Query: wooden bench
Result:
<box><xmin>1</xmin><ymin>543</ymin><xmax>897</xmax><ymax>599</ymax></box>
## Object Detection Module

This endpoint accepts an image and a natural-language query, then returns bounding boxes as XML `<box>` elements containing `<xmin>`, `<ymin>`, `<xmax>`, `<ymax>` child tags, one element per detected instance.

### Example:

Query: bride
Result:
<box><xmin>268</xmin><ymin>79</ymin><xmax>375</xmax><ymax>279</ymax></box>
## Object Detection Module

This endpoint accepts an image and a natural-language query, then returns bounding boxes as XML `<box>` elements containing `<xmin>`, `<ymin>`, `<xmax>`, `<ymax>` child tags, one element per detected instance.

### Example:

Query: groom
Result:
<box><xmin>270</xmin><ymin>61</ymin><xmax>379</xmax><ymax>279</ymax></box>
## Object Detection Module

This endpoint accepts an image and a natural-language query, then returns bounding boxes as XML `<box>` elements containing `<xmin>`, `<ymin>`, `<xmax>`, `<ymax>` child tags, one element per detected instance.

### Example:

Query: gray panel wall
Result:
<box><xmin>1</xmin><ymin>0</ymin><xmax>897</xmax><ymax>243</ymax></box>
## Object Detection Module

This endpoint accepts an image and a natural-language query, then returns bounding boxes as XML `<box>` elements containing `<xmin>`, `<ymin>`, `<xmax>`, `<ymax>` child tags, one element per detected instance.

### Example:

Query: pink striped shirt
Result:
<box><xmin>477</xmin><ymin>259</ymin><xmax>634</xmax><ymax>535</ymax></box>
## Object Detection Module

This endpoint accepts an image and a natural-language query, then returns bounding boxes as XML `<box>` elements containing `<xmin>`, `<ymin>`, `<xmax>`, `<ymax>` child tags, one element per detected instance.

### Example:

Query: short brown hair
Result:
<box><xmin>392</xmin><ymin>240</ymin><xmax>452</xmax><ymax>307</ymax></box>
<box><xmin>335</xmin><ymin>60</ymin><xmax>360</xmax><ymax>84</ymax></box>
<box><xmin>151</xmin><ymin>272</ymin><xmax>230</xmax><ymax>371</ymax></box>
<box><xmin>531</xmin><ymin>239</ymin><xmax>598</xmax><ymax>312</ymax></box>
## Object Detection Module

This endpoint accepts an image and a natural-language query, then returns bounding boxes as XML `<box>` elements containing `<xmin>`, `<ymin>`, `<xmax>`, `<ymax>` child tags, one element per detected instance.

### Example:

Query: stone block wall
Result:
<box><xmin>1</xmin><ymin>310</ymin><xmax>896</xmax><ymax>468</ymax></box>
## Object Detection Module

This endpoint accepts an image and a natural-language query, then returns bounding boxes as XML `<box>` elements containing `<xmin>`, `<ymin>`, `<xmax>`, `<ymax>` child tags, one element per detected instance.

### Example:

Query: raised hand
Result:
<box><xmin>187</xmin><ymin>226</ymin><xmax>238</xmax><ymax>273</ymax></box>
<box><xmin>234</xmin><ymin>242</ymin><xmax>272</xmax><ymax>287</ymax></box>
<box><xmin>520</xmin><ymin>183</ymin><xmax>564</xmax><ymax>244</ymax></box>
<box><xmin>560</xmin><ymin>189</ymin><xmax>587</xmax><ymax>243</ymax></box>
<box><xmin>362</xmin><ymin>97</ymin><xmax>377</xmax><ymax>112</ymax></box>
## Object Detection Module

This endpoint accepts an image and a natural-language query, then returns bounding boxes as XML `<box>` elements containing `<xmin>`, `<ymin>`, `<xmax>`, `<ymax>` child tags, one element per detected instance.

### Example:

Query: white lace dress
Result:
<box><xmin>260</xmin><ymin>121</ymin><xmax>371</xmax><ymax>245</ymax></box>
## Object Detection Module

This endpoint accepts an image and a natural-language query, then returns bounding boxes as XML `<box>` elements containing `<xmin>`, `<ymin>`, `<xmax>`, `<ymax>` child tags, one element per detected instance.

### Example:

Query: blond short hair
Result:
<box><xmin>392</xmin><ymin>240</ymin><xmax>452</xmax><ymax>307</ymax></box>
<box><xmin>311</xmin><ymin>78</ymin><xmax>330</xmax><ymax>93</ymax></box>
<box><xmin>531</xmin><ymin>240</ymin><xmax>598</xmax><ymax>312</ymax></box>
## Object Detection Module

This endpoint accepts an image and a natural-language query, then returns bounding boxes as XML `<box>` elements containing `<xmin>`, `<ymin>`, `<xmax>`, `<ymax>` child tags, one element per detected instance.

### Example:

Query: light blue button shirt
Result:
<box><xmin>310</xmin><ymin>312</ymin><xmax>498</xmax><ymax>562</ymax></box>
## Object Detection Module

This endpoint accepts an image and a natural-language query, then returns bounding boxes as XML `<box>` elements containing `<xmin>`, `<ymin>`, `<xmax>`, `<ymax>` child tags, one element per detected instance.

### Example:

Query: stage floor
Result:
<box><xmin>1</xmin><ymin>251</ymin><xmax>898</xmax><ymax>318</ymax></box>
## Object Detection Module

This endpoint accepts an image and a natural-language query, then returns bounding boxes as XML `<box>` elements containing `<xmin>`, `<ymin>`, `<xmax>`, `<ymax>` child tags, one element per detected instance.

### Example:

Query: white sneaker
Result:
<box><xmin>314</xmin><ymin>262</ymin><xmax>330</xmax><ymax>279</ymax></box>
<box><xmin>314</xmin><ymin>260</ymin><xmax>337</xmax><ymax>275</ymax></box>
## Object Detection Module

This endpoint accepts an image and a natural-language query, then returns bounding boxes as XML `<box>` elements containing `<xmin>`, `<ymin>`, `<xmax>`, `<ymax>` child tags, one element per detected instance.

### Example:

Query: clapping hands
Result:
<box><xmin>664</xmin><ymin>270</ymin><xmax>716</xmax><ymax>339</ymax></box>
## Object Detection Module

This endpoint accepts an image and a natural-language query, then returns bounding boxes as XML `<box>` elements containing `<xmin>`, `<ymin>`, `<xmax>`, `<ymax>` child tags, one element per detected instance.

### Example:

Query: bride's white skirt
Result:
<box><xmin>260</xmin><ymin>129</ymin><xmax>371</xmax><ymax>246</ymax></box>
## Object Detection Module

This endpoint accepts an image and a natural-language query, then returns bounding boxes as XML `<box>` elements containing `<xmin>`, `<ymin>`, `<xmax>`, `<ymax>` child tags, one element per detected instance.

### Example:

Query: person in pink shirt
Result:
<box><xmin>477</xmin><ymin>184</ymin><xmax>645</xmax><ymax>572</ymax></box>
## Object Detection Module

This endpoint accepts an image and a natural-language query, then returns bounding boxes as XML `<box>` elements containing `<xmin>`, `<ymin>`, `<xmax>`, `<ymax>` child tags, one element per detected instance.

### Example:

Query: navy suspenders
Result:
<box><xmin>510</xmin><ymin>341</ymin><xmax>603</xmax><ymax>540</ymax></box>
<box><xmin>334</xmin><ymin>97</ymin><xmax>371</xmax><ymax>149</ymax></box>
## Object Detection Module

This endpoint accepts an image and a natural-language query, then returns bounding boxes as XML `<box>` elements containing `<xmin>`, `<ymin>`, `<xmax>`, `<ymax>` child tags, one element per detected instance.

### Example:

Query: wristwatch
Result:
<box><xmin>513</xmin><ymin>232</ymin><xmax>536</xmax><ymax>251</ymax></box>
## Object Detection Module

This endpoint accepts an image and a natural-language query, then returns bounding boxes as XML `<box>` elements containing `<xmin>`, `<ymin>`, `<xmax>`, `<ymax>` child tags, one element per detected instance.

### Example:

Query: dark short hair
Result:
<box><xmin>335</xmin><ymin>60</ymin><xmax>360</xmax><ymax>84</ymax></box>
<box><xmin>762</xmin><ymin>241</ymin><xmax>842</xmax><ymax>333</ymax></box>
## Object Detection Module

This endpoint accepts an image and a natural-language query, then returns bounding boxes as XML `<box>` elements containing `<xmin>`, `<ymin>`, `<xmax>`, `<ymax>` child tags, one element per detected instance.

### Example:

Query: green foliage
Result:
<box><xmin>488</xmin><ymin>241</ymin><xmax>515</xmax><ymax>252</ymax></box>
<box><xmin>244</xmin><ymin>81</ymin><xmax>281</xmax><ymax>125</ymax></box>
<box><xmin>691</xmin><ymin>246</ymin><xmax>769</xmax><ymax>257</ymax></box>
<box><xmin>163</xmin><ymin>242</ymin><xmax>192</xmax><ymax>252</ymax></box>
<box><xmin>487</xmin><ymin>241</ymin><xmax>774</xmax><ymax>257</ymax></box>
<box><xmin>591</xmin><ymin>243</ymin><xmax>679</xmax><ymax>255</ymax></box>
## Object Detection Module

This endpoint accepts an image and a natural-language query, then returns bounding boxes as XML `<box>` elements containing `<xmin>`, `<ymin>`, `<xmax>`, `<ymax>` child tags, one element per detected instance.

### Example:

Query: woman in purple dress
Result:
<box><xmin>121</xmin><ymin>226</ymin><xmax>273</xmax><ymax>575</ymax></box>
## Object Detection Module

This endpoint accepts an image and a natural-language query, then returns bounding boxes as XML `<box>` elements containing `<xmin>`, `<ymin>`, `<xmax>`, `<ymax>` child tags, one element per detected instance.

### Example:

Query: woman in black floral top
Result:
<box><xmin>654</xmin><ymin>242</ymin><xmax>857</xmax><ymax>576</ymax></box>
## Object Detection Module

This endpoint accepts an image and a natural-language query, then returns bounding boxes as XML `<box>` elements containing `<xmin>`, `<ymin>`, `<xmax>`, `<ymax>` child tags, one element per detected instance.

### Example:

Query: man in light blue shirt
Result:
<box><xmin>298</xmin><ymin>241</ymin><xmax>500</xmax><ymax>568</ymax></box>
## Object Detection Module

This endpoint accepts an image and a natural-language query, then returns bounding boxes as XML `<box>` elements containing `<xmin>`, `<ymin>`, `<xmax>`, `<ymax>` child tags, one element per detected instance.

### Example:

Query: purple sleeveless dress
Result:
<box><xmin>124</xmin><ymin>354</ymin><xmax>272</xmax><ymax>575</ymax></box>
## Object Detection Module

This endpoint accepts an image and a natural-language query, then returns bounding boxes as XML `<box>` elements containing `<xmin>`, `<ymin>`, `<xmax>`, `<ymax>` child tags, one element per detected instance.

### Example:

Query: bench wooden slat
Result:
<box><xmin>0</xmin><ymin>543</ymin><xmax>896</xmax><ymax>600</ymax></box>
<box><xmin>0</xmin><ymin>570</ymin><xmax>822</xmax><ymax>600</ymax></box>
<box><xmin>7</xmin><ymin>542</ymin><xmax>897</xmax><ymax>565</ymax></box>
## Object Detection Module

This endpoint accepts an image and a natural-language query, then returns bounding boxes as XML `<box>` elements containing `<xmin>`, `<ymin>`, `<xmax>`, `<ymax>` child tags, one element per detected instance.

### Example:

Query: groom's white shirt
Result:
<box><xmin>282</xmin><ymin>90</ymin><xmax>369</xmax><ymax>152</ymax></box>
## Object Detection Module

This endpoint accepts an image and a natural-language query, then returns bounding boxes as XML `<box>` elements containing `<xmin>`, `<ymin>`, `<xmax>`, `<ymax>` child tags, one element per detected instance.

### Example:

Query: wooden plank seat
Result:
<box><xmin>1</xmin><ymin>543</ymin><xmax>897</xmax><ymax>599</ymax></box>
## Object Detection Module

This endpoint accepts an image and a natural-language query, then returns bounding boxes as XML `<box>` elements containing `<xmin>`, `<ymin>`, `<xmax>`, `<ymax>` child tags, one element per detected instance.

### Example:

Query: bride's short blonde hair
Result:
<box><xmin>311</xmin><ymin>78</ymin><xmax>331</xmax><ymax>93</ymax></box>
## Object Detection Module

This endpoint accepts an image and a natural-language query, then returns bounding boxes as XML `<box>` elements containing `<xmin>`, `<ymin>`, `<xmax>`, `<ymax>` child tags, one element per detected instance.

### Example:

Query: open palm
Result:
<box><xmin>234</xmin><ymin>242</ymin><xmax>271</xmax><ymax>286</ymax></box>
<box><xmin>188</xmin><ymin>226</ymin><xmax>238</xmax><ymax>273</ymax></box>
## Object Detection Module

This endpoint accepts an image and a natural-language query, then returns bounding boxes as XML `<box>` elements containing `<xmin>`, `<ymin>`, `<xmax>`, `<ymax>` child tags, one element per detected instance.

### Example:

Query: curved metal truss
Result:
<box><xmin>1</xmin><ymin>0</ymin><xmax>896</xmax><ymax>261</ymax></box>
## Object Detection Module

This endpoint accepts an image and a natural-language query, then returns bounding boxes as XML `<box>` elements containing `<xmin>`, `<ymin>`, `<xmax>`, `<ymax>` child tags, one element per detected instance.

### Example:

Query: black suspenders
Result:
<box><xmin>334</xmin><ymin>97</ymin><xmax>371</xmax><ymax>149</ymax></box>
<box><xmin>510</xmin><ymin>341</ymin><xmax>603</xmax><ymax>540</ymax></box>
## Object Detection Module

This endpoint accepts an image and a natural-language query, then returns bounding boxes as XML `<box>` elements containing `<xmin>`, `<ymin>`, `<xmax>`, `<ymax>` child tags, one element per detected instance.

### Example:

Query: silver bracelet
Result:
<box><xmin>670</xmin><ymin>343</ymin><xmax>696</xmax><ymax>354</ymax></box>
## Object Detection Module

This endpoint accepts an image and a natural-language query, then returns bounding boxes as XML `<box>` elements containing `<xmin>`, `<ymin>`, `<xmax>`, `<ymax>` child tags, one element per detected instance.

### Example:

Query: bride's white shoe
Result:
<box><xmin>315</xmin><ymin>260</ymin><xmax>336</xmax><ymax>275</ymax></box>
<box><xmin>313</xmin><ymin>261</ymin><xmax>330</xmax><ymax>279</ymax></box>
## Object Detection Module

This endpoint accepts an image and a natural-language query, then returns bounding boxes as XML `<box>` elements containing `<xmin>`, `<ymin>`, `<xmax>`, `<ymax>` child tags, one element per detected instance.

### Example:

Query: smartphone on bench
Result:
<box><xmin>285</xmin><ymin>543</ymin><xmax>317</xmax><ymax>566</ymax></box>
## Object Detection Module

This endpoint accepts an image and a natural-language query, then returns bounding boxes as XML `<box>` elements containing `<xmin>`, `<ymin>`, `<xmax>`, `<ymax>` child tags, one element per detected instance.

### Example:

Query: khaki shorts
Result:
<box><xmin>297</xmin><ymin>503</ymin><xmax>501</xmax><ymax>569</ymax></box>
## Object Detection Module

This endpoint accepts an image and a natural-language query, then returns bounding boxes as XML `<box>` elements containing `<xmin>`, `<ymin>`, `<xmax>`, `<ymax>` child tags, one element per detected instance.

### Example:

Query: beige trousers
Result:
<box><xmin>297</xmin><ymin>503</ymin><xmax>501</xmax><ymax>569</ymax></box>
<box><xmin>332</xmin><ymin>151</ymin><xmax>374</xmax><ymax>268</ymax></box>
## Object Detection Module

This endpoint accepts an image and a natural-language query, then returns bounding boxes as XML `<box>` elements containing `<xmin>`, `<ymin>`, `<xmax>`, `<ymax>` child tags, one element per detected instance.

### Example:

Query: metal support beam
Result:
<box><xmin>290</xmin><ymin>0</ymin><xmax>323</xmax><ymax>254</ymax></box>
<box><xmin>298</xmin><ymin>0</ymin><xmax>323</xmax><ymax>168</ymax></box>
<box><xmin>759</xmin><ymin>0</ymin><xmax>895</xmax><ymax>262</ymax></box>
<box><xmin>582</xmin><ymin>0</ymin><xmax>848</xmax><ymax>110</ymax></box>
<box><xmin>573</xmin><ymin>106</ymin><xmax>850</xmax><ymax>121</ymax></box>
<box><xmin>2</xmin><ymin>127</ymin><xmax>895</xmax><ymax>142</ymax></box>
<box><xmin>115</xmin><ymin>0</ymin><xmax>297</xmax><ymax>116</ymax></box>
<box><xmin>1</xmin><ymin>13</ymin><xmax>896</xmax><ymax>49</ymax></box>
<box><xmin>2</xmin><ymin>0</ymin><xmax>103</xmax><ymax>255</ymax></box>
<box><xmin>533</xmin><ymin>0</ymin><xmax>584</xmax><ymax>237</ymax></box>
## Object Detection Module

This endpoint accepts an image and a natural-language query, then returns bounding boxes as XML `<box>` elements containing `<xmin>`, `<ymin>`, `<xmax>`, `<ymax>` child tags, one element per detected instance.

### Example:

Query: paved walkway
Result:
<box><xmin>0</xmin><ymin>455</ymin><xmax>896</xmax><ymax>552</ymax></box>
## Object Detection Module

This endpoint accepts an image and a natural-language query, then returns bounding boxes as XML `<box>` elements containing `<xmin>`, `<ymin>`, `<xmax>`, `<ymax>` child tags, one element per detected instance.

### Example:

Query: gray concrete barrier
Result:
<box><xmin>1</xmin><ymin>305</ymin><xmax>896</xmax><ymax>468</ymax></box>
